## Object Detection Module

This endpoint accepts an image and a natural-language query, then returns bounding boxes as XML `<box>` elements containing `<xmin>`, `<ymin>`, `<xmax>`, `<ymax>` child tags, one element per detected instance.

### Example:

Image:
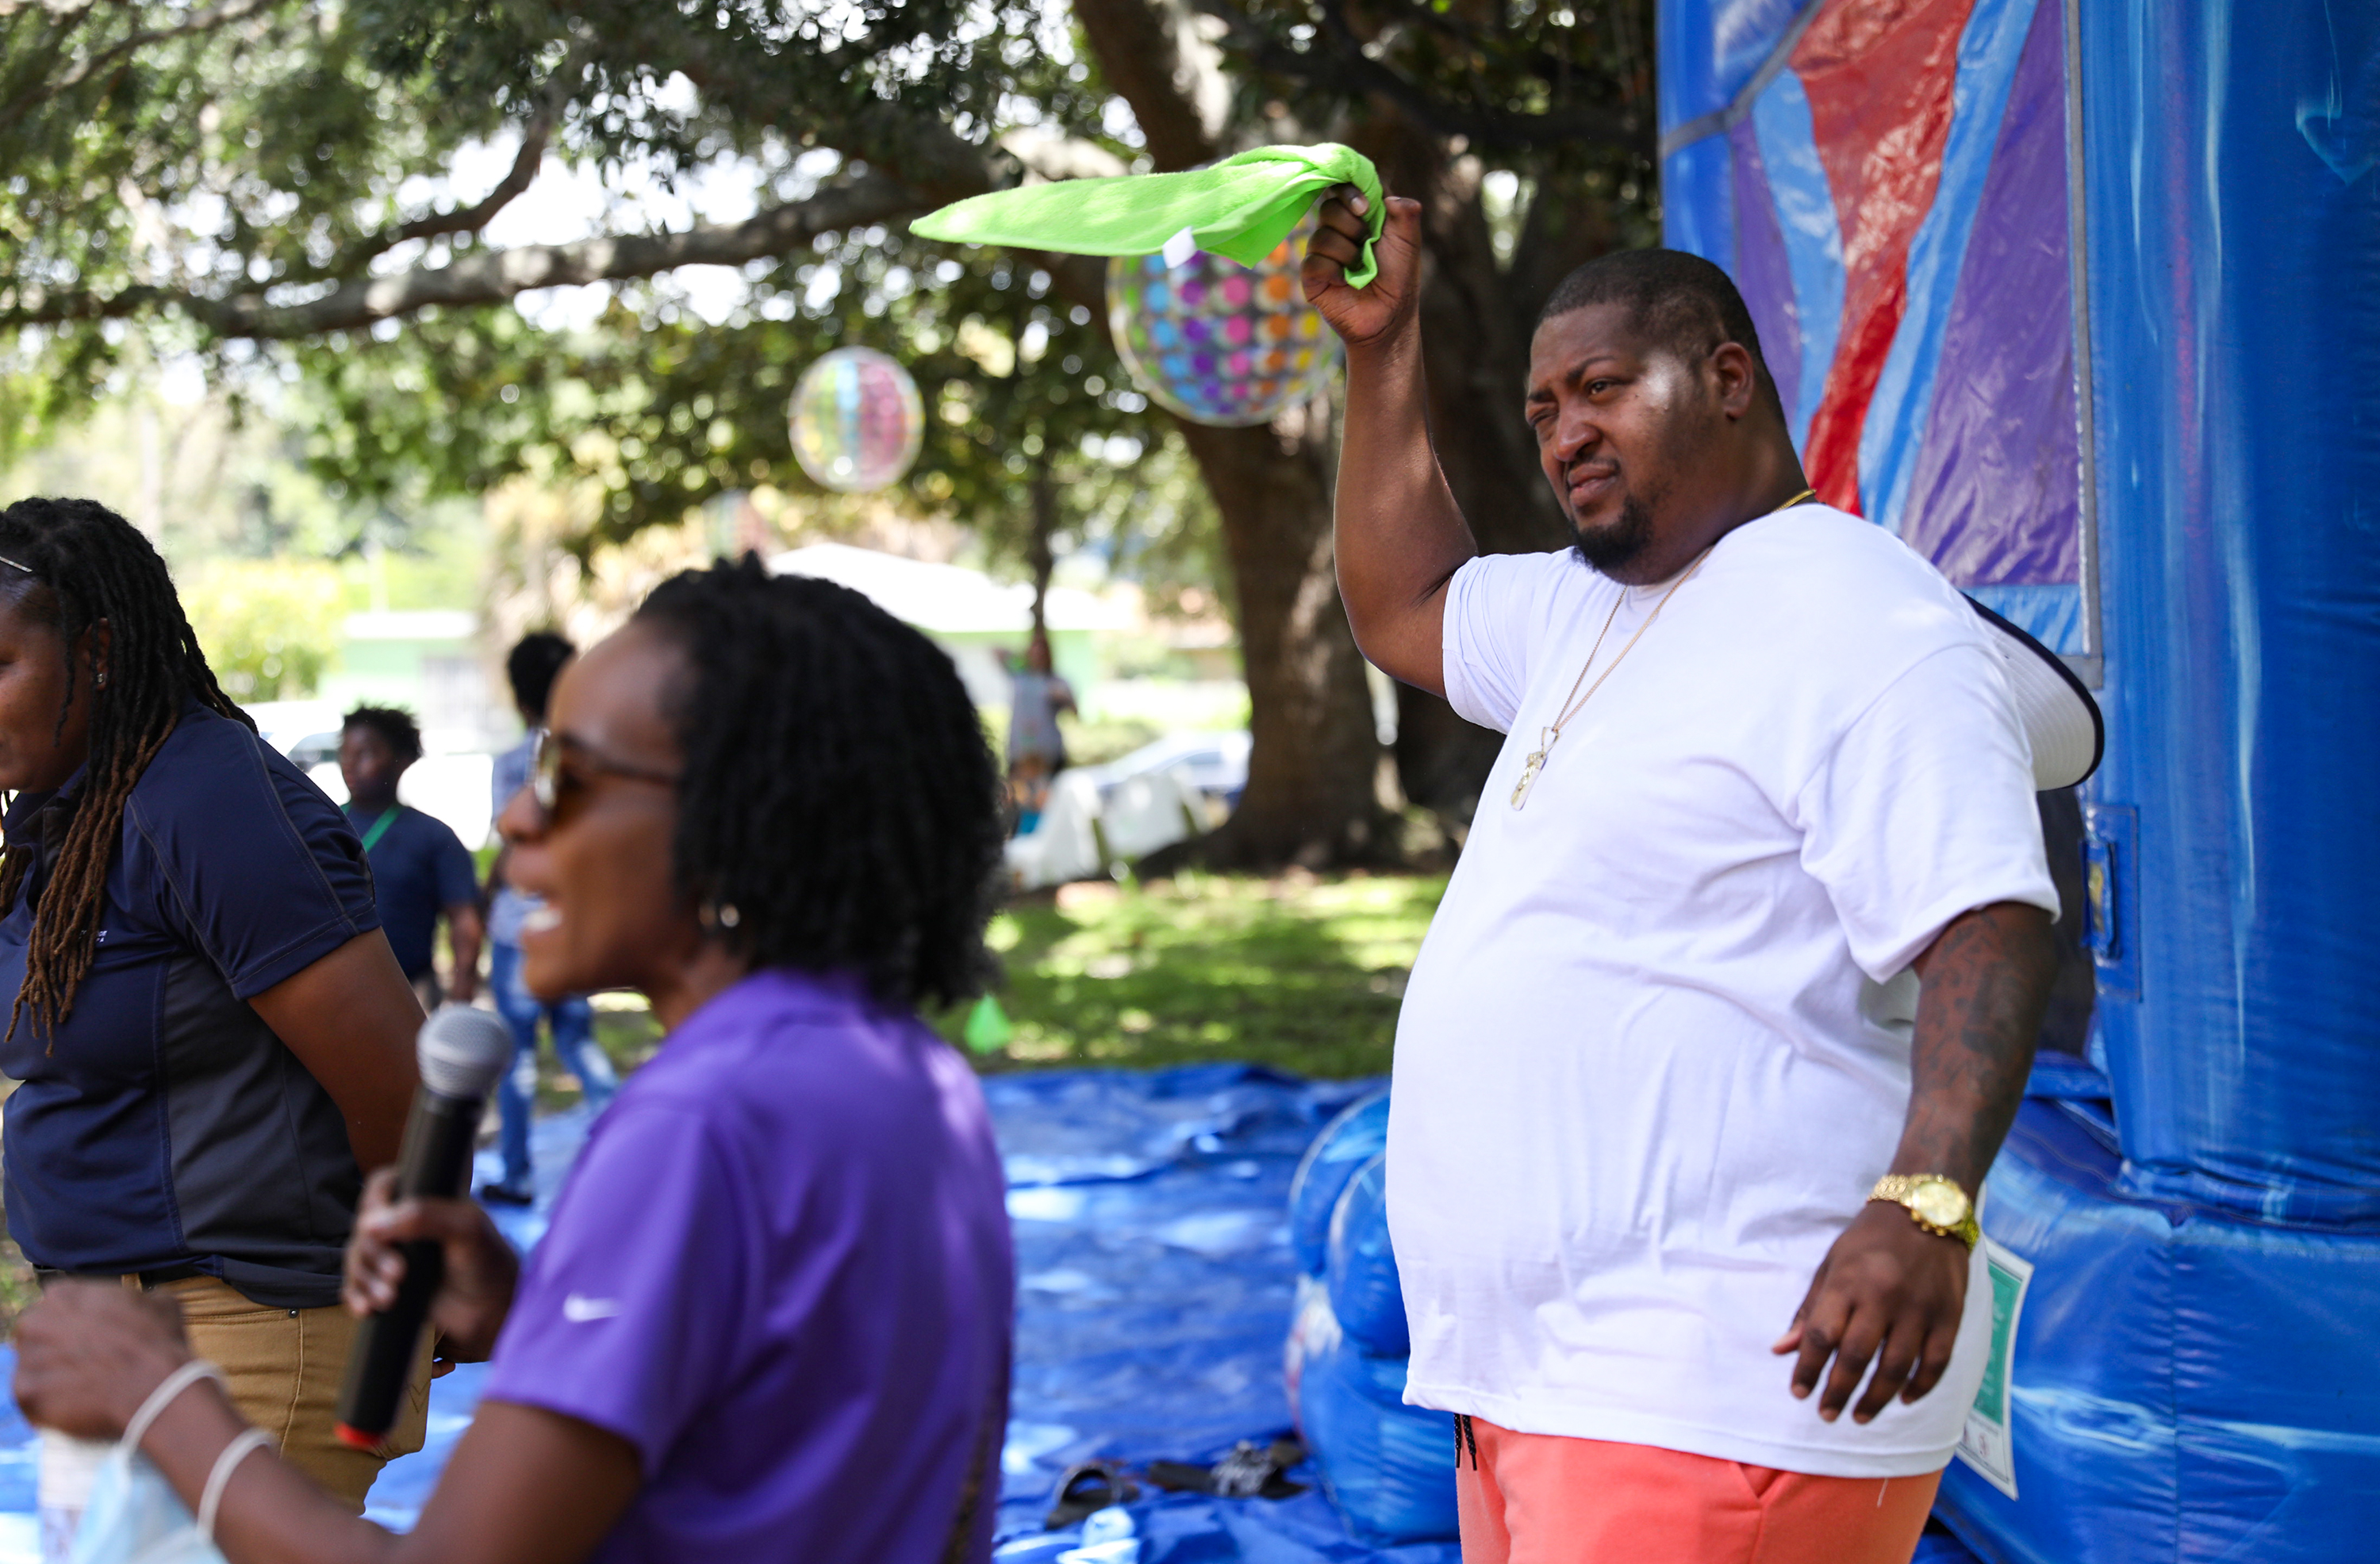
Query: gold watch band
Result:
<box><xmin>1868</xmin><ymin>1174</ymin><xmax>1981</xmax><ymax>1250</ymax></box>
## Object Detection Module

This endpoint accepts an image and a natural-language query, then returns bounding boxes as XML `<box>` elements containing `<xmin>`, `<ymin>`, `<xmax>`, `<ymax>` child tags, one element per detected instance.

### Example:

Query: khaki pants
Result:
<box><xmin>155</xmin><ymin>1276</ymin><xmax>432</xmax><ymax>1513</ymax></box>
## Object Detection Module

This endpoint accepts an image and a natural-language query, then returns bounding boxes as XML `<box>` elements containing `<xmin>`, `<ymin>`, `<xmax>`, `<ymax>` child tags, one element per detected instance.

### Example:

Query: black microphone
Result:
<box><xmin>335</xmin><ymin>1003</ymin><xmax>515</xmax><ymax>1449</ymax></box>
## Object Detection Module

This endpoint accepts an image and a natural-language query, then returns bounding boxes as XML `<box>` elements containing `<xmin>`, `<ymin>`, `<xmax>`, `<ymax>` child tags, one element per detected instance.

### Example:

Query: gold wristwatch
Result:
<box><xmin>1869</xmin><ymin>1175</ymin><xmax>1980</xmax><ymax>1250</ymax></box>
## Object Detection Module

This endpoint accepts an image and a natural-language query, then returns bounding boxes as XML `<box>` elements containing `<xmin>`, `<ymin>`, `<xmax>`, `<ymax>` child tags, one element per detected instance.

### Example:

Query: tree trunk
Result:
<box><xmin>1173</xmin><ymin>407</ymin><xmax>1392</xmax><ymax>867</ymax></box>
<box><xmin>1071</xmin><ymin>0</ymin><xmax>1392</xmax><ymax>868</ymax></box>
<box><xmin>1027</xmin><ymin>462</ymin><xmax>1056</xmax><ymax>638</ymax></box>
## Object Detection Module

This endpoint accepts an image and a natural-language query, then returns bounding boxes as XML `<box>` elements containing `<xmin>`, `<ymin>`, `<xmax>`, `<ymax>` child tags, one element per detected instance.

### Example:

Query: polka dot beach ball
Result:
<box><xmin>1106</xmin><ymin>220</ymin><xmax>1338</xmax><ymax>427</ymax></box>
<box><xmin>788</xmin><ymin>347</ymin><xmax>926</xmax><ymax>493</ymax></box>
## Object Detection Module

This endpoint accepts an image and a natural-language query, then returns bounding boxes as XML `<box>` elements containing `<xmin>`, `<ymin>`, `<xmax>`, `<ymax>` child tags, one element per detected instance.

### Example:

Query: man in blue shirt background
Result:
<box><xmin>479</xmin><ymin>634</ymin><xmax>616</xmax><ymax>1206</ymax></box>
<box><xmin>338</xmin><ymin>706</ymin><xmax>481</xmax><ymax>1010</ymax></box>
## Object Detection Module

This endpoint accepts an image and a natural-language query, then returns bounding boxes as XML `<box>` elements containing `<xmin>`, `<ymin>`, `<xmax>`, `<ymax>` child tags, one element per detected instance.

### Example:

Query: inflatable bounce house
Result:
<box><xmin>1650</xmin><ymin>1</ymin><xmax>2380</xmax><ymax>1558</ymax></box>
<box><xmin>1282</xmin><ymin>1091</ymin><xmax>1461</xmax><ymax>1545</ymax></box>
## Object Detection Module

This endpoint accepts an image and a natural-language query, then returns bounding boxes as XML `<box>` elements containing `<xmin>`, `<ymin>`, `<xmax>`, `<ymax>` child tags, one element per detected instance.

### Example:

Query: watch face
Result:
<box><xmin>1911</xmin><ymin>1180</ymin><xmax>1971</xmax><ymax>1228</ymax></box>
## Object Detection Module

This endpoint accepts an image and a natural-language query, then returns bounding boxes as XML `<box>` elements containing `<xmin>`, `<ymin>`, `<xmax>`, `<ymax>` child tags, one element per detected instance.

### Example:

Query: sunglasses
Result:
<box><xmin>530</xmin><ymin>727</ymin><xmax>681</xmax><ymax>818</ymax></box>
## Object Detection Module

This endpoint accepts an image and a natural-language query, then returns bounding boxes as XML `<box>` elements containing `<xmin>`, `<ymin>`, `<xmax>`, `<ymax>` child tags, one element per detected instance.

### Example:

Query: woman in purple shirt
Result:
<box><xmin>15</xmin><ymin>560</ymin><xmax>1018</xmax><ymax>1564</ymax></box>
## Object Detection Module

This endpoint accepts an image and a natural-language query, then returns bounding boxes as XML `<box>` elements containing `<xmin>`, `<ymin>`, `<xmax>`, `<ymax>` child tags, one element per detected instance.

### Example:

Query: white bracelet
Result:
<box><xmin>198</xmin><ymin>1428</ymin><xmax>274</xmax><ymax>1542</ymax></box>
<box><xmin>121</xmin><ymin>1360</ymin><xmax>228</xmax><ymax>1453</ymax></box>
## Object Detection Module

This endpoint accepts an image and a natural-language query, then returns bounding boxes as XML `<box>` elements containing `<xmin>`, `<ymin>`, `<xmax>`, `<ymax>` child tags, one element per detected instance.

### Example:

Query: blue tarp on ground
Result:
<box><xmin>0</xmin><ymin>1063</ymin><xmax>1994</xmax><ymax>1562</ymax></box>
<box><xmin>0</xmin><ymin>1066</ymin><xmax>1464</xmax><ymax>1562</ymax></box>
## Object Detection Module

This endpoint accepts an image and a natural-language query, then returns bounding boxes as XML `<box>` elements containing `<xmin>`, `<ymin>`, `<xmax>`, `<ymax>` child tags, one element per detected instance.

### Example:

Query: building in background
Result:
<box><xmin>247</xmin><ymin>609</ymin><xmax>504</xmax><ymax>849</ymax></box>
<box><xmin>317</xmin><ymin>609</ymin><xmax>501</xmax><ymax>751</ymax></box>
<box><xmin>770</xmin><ymin>542</ymin><xmax>1129</xmax><ymax>709</ymax></box>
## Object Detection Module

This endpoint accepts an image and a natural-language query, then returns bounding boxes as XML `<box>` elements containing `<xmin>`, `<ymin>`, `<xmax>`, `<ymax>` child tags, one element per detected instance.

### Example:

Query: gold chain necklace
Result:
<box><xmin>1507</xmin><ymin>487</ymin><xmax>1815</xmax><ymax>811</ymax></box>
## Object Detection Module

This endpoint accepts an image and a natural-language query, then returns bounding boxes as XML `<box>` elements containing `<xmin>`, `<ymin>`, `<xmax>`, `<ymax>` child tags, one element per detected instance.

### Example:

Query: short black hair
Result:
<box><xmin>1537</xmin><ymin>248</ymin><xmax>1780</xmax><ymax>408</ymax></box>
<box><xmin>343</xmin><ymin>705</ymin><xmax>424</xmax><ymax>765</ymax></box>
<box><xmin>634</xmin><ymin>554</ymin><xmax>1003</xmax><ymax>1011</ymax></box>
<box><xmin>506</xmin><ymin>632</ymin><xmax>575</xmax><ymax>723</ymax></box>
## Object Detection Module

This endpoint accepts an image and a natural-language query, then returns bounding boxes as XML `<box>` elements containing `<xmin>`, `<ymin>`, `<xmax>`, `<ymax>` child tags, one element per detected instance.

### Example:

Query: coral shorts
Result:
<box><xmin>1454</xmin><ymin>1416</ymin><xmax>1942</xmax><ymax>1564</ymax></box>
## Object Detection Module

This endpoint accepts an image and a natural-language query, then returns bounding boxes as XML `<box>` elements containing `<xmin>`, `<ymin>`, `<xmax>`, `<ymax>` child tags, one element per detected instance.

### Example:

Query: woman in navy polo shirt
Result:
<box><xmin>16</xmin><ymin>559</ymin><xmax>1016</xmax><ymax>1563</ymax></box>
<box><xmin>0</xmin><ymin>498</ymin><xmax>427</xmax><ymax>1507</ymax></box>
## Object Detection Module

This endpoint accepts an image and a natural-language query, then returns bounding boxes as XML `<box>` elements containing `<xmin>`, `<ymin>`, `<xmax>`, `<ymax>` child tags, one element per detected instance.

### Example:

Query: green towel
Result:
<box><xmin>910</xmin><ymin>143</ymin><xmax>1387</xmax><ymax>288</ymax></box>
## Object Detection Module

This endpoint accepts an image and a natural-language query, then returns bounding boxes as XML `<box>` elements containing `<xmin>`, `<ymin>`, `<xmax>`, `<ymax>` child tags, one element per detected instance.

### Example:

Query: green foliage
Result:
<box><xmin>2</xmin><ymin>0</ymin><xmax>1654</xmax><ymax>599</ymax></box>
<box><xmin>181</xmin><ymin>555</ymin><xmax>345</xmax><ymax>702</ymax></box>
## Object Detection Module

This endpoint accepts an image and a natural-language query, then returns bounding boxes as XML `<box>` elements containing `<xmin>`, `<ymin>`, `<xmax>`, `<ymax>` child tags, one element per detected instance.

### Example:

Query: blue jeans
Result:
<box><xmin>488</xmin><ymin>940</ymin><xmax>616</xmax><ymax>1190</ymax></box>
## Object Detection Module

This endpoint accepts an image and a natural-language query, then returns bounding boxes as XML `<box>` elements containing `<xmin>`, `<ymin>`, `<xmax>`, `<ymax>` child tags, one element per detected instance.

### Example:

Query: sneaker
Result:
<box><xmin>478</xmin><ymin>1181</ymin><xmax>535</xmax><ymax>1207</ymax></box>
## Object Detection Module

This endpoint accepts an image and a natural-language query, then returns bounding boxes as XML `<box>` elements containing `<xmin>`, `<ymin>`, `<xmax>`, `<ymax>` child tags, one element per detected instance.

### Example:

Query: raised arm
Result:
<box><xmin>1303</xmin><ymin>188</ymin><xmax>1477</xmax><ymax>696</ymax></box>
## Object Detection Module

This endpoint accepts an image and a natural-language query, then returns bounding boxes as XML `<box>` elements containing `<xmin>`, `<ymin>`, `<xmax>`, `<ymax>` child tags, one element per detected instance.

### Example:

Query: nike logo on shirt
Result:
<box><xmin>562</xmin><ymin>1294</ymin><xmax>623</xmax><ymax>1322</ymax></box>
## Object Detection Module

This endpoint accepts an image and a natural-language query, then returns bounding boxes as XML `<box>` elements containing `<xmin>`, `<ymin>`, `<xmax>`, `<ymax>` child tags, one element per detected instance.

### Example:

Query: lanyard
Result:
<box><xmin>354</xmin><ymin>806</ymin><xmax>403</xmax><ymax>853</ymax></box>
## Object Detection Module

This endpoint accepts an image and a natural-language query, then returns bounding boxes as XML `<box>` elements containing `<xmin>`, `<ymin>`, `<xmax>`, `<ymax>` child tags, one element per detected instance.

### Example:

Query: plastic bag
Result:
<box><xmin>56</xmin><ymin>1360</ymin><xmax>255</xmax><ymax>1564</ymax></box>
<box><xmin>67</xmin><ymin>1444</ymin><xmax>224</xmax><ymax>1564</ymax></box>
<box><xmin>1285</xmin><ymin>1090</ymin><xmax>1389</xmax><ymax>1275</ymax></box>
<box><xmin>1324</xmin><ymin>1152</ymin><xmax>1408</xmax><ymax>1355</ymax></box>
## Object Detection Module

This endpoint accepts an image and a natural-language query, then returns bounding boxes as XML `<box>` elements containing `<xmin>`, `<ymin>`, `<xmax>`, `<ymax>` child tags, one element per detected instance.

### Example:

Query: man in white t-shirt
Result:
<box><xmin>1299</xmin><ymin>191</ymin><xmax>2059</xmax><ymax>1563</ymax></box>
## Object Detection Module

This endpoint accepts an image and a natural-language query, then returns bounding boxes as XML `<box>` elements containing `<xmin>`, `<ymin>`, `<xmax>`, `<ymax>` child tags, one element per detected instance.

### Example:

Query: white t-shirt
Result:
<box><xmin>1388</xmin><ymin>504</ymin><xmax>2058</xmax><ymax>1478</ymax></box>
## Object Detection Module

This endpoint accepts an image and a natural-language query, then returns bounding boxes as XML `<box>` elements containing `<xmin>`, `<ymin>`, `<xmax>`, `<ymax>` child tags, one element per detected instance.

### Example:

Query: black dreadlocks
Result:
<box><xmin>0</xmin><ymin>497</ymin><xmax>251</xmax><ymax>1041</ymax></box>
<box><xmin>633</xmin><ymin>556</ymin><xmax>1004</xmax><ymax>1012</ymax></box>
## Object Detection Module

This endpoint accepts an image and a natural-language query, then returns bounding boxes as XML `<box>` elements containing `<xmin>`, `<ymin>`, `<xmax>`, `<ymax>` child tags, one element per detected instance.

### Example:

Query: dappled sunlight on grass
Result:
<box><xmin>942</xmin><ymin>871</ymin><xmax>1447</xmax><ymax>1079</ymax></box>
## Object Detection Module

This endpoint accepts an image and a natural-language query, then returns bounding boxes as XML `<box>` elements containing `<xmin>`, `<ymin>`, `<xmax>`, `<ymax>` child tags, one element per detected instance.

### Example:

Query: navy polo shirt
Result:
<box><xmin>347</xmin><ymin>804</ymin><xmax>476</xmax><ymax>979</ymax></box>
<box><xmin>0</xmin><ymin>703</ymin><xmax>382</xmax><ymax>1308</ymax></box>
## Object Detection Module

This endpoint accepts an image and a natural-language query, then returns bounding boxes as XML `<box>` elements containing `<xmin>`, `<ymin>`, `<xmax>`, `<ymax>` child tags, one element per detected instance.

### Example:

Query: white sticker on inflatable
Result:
<box><xmin>1956</xmin><ymin>1235</ymin><xmax>2035</xmax><ymax>1499</ymax></box>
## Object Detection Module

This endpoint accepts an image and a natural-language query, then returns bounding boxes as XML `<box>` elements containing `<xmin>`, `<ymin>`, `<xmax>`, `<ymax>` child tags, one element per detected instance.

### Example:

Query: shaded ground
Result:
<box><xmin>947</xmin><ymin>872</ymin><xmax>1446</xmax><ymax>1079</ymax></box>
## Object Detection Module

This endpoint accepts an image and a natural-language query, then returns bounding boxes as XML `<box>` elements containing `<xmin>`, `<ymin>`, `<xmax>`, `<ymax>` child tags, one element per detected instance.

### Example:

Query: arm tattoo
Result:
<box><xmin>1899</xmin><ymin>903</ymin><xmax>2058</xmax><ymax>1190</ymax></box>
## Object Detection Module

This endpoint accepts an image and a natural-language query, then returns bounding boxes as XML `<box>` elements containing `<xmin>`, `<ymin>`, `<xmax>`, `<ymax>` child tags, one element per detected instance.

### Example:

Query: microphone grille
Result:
<box><xmin>417</xmin><ymin>1005</ymin><xmax>516</xmax><ymax>1099</ymax></box>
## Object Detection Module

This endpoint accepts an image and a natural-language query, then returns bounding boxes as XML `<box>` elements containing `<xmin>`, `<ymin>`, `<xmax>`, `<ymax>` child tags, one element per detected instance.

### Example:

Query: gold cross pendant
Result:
<box><xmin>1509</xmin><ymin>746</ymin><xmax>1547</xmax><ymax>810</ymax></box>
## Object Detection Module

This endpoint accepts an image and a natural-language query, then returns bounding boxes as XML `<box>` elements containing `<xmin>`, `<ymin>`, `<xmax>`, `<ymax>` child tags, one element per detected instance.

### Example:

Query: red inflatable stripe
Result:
<box><xmin>1791</xmin><ymin>0</ymin><xmax>1975</xmax><ymax>514</ymax></box>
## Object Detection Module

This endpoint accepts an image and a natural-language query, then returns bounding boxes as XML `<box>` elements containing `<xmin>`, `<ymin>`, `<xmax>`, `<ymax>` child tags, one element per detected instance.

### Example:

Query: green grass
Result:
<box><xmin>938</xmin><ymin>871</ymin><xmax>1447</xmax><ymax>1079</ymax></box>
<box><xmin>497</xmin><ymin>872</ymin><xmax>1451</xmax><ymax>1106</ymax></box>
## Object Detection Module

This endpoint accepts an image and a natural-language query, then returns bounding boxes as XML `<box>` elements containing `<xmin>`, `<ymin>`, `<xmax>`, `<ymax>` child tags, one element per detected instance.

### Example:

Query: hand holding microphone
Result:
<box><xmin>335</xmin><ymin>1003</ymin><xmax>516</xmax><ymax>1448</ymax></box>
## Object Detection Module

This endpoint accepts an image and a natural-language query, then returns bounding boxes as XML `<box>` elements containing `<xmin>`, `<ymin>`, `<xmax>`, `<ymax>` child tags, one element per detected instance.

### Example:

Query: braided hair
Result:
<box><xmin>0</xmin><ymin>497</ymin><xmax>250</xmax><ymax>1041</ymax></box>
<box><xmin>633</xmin><ymin>556</ymin><xmax>1004</xmax><ymax>1011</ymax></box>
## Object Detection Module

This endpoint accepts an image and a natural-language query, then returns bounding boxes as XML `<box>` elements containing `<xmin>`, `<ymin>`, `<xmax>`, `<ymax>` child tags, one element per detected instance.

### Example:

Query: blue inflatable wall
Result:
<box><xmin>1657</xmin><ymin>2</ymin><xmax>2380</xmax><ymax>1558</ymax></box>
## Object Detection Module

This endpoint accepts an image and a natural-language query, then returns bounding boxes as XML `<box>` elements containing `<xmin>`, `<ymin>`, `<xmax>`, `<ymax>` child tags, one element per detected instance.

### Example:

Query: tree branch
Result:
<box><xmin>0</xmin><ymin>0</ymin><xmax>288</xmax><ymax>135</ymax></box>
<box><xmin>290</xmin><ymin>41</ymin><xmax>588</xmax><ymax>284</ymax></box>
<box><xmin>1188</xmin><ymin>0</ymin><xmax>1653</xmax><ymax>159</ymax></box>
<box><xmin>378</xmin><ymin>78</ymin><xmax>567</xmax><ymax>249</ymax></box>
<box><xmin>1071</xmin><ymin>0</ymin><xmax>1224</xmax><ymax>172</ymax></box>
<box><xmin>2</xmin><ymin>174</ymin><xmax>922</xmax><ymax>340</ymax></box>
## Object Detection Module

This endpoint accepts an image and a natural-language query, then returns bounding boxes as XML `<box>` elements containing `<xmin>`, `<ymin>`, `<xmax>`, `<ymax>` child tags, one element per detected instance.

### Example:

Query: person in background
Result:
<box><xmin>479</xmin><ymin>633</ymin><xmax>616</xmax><ymax>1207</ymax></box>
<box><xmin>1004</xmin><ymin>629</ymin><xmax>1075</xmax><ymax>831</ymax></box>
<box><xmin>0</xmin><ymin>496</ymin><xmax>425</xmax><ymax>1509</ymax></box>
<box><xmin>338</xmin><ymin>706</ymin><xmax>481</xmax><ymax>1010</ymax></box>
<box><xmin>17</xmin><ymin>556</ymin><xmax>1017</xmax><ymax>1564</ymax></box>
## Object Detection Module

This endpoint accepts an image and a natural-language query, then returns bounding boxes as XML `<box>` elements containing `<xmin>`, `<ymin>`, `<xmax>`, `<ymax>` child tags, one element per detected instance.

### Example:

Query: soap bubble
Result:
<box><xmin>1106</xmin><ymin>220</ymin><xmax>1338</xmax><ymax>427</ymax></box>
<box><xmin>789</xmin><ymin>347</ymin><xmax>925</xmax><ymax>493</ymax></box>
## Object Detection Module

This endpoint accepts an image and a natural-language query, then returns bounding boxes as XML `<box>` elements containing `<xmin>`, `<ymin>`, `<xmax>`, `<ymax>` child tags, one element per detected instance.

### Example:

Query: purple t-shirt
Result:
<box><xmin>481</xmin><ymin>969</ymin><xmax>1014</xmax><ymax>1563</ymax></box>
